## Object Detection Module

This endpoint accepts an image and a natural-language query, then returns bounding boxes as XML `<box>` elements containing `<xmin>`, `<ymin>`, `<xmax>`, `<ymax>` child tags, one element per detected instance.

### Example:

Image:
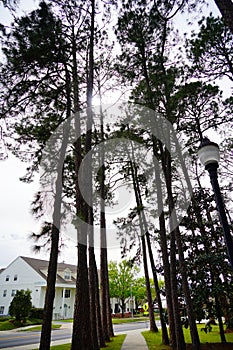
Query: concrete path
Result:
<box><xmin>121</xmin><ymin>329</ymin><xmax>149</xmax><ymax>350</ymax></box>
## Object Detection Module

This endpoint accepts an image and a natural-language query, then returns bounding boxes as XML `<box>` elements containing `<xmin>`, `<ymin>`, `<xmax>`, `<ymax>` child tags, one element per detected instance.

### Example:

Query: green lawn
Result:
<box><xmin>58</xmin><ymin>319</ymin><xmax>73</xmax><ymax>323</ymax></box>
<box><xmin>57</xmin><ymin>315</ymin><xmax>152</xmax><ymax>324</ymax></box>
<box><xmin>0</xmin><ymin>320</ymin><xmax>20</xmax><ymax>331</ymax></box>
<box><xmin>33</xmin><ymin>334</ymin><xmax>126</xmax><ymax>350</ymax></box>
<box><xmin>18</xmin><ymin>324</ymin><xmax>61</xmax><ymax>332</ymax></box>
<box><xmin>112</xmin><ymin>316</ymin><xmax>150</xmax><ymax>324</ymax></box>
<box><xmin>142</xmin><ymin>324</ymin><xmax>233</xmax><ymax>350</ymax></box>
<box><xmin>0</xmin><ymin>318</ymin><xmax>42</xmax><ymax>331</ymax></box>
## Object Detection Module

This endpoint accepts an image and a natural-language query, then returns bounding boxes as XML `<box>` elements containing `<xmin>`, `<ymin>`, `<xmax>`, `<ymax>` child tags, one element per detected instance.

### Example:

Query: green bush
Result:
<box><xmin>9</xmin><ymin>289</ymin><xmax>32</xmax><ymax>322</ymax></box>
<box><xmin>29</xmin><ymin>308</ymin><xmax>44</xmax><ymax>320</ymax></box>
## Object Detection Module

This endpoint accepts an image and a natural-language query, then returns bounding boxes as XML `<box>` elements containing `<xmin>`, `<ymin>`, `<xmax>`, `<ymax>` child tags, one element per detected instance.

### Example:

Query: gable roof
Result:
<box><xmin>20</xmin><ymin>256</ymin><xmax>77</xmax><ymax>284</ymax></box>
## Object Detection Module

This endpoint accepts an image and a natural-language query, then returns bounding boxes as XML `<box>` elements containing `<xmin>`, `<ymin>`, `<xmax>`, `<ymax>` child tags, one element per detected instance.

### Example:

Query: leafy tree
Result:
<box><xmin>187</xmin><ymin>15</ymin><xmax>233</xmax><ymax>81</ymax></box>
<box><xmin>0</xmin><ymin>0</ymin><xmax>103</xmax><ymax>347</ymax></box>
<box><xmin>0</xmin><ymin>4</ymin><xmax>71</xmax><ymax>348</ymax></box>
<box><xmin>9</xmin><ymin>289</ymin><xmax>32</xmax><ymax>322</ymax></box>
<box><xmin>182</xmin><ymin>185</ymin><xmax>233</xmax><ymax>339</ymax></box>
<box><xmin>108</xmin><ymin>260</ymin><xmax>140</xmax><ymax>317</ymax></box>
<box><xmin>115</xmin><ymin>1</ymin><xmax>201</xmax><ymax>348</ymax></box>
<box><xmin>132</xmin><ymin>277</ymin><xmax>147</xmax><ymax>311</ymax></box>
<box><xmin>0</xmin><ymin>0</ymin><xmax>17</xmax><ymax>10</ymax></box>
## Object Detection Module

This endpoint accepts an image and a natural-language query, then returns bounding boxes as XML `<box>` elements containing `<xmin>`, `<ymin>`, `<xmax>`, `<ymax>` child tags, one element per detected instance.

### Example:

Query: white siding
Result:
<box><xmin>0</xmin><ymin>257</ymin><xmax>45</xmax><ymax>314</ymax></box>
<box><xmin>0</xmin><ymin>257</ymin><xmax>76</xmax><ymax>319</ymax></box>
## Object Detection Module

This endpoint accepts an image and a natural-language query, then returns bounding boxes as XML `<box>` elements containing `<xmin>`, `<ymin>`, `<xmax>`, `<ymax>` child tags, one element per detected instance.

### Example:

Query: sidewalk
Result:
<box><xmin>121</xmin><ymin>329</ymin><xmax>149</xmax><ymax>350</ymax></box>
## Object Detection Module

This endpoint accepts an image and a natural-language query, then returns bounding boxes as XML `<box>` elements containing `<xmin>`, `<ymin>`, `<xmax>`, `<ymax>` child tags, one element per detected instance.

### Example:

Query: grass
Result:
<box><xmin>142</xmin><ymin>324</ymin><xmax>233</xmax><ymax>350</ymax></box>
<box><xmin>57</xmin><ymin>315</ymin><xmax>153</xmax><ymax>324</ymax></box>
<box><xmin>0</xmin><ymin>320</ymin><xmax>20</xmax><ymax>331</ymax></box>
<box><xmin>0</xmin><ymin>318</ymin><xmax>42</xmax><ymax>331</ymax></box>
<box><xmin>112</xmin><ymin>316</ymin><xmax>150</xmax><ymax>324</ymax></box>
<box><xmin>33</xmin><ymin>334</ymin><xmax>127</xmax><ymax>350</ymax></box>
<box><xmin>0</xmin><ymin>316</ymin><xmax>12</xmax><ymax>322</ymax></box>
<box><xmin>18</xmin><ymin>324</ymin><xmax>61</xmax><ymax>332</ymax></box>
<box><xmin>57</xmin><ymin>318</ymin><xmax>73</xmax><ymax>323</ymax></box>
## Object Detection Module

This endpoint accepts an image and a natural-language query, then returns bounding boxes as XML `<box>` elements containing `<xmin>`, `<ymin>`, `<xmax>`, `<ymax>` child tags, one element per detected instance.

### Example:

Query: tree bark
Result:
<box><xmin>71</xmin><ymin>241</ymin><xmax>93</xmax><ymax>350</ymax></box>
<box><xmin>71</xmin><ymin>13</ymin><xmax>94</xmax><ymax>347</ymax></box>
<box><xmin>84</xmin><ymin>1</ymin><xmax>101</xmax><ymax>347</ymax></box>
<box><xmin>141</xmin><ymin>235</ymin><xmax>158</xmax><ymax>332</ymax></box>
<box><xmin>130</xmin><ymin>143</ymin><xmax>168</xmax><ymax>341</ymax></box>
<box><xmin>39</xmin><ymin>65</ymin><xmax>71</xmax><ymax>350</ymax></box>
<box><xmin>145</xmin><ymin>231</ymin><xmax>170</xmax><ymax>344</ymax></box>
<box><xmin>128</xmin><ymin>150</ymin><xmax>158</xmax><ymax>332</ymax></box>
<box><xmin>39</xmin><ymin>225</ymin><xmax>60</xmax><ymax>350</ymax></box>
<box><xmin>214</xmin><ymin>0</ymin><xmax>233</xmax><ymax>34</ymax></box>
<box><xmin>163</xmin><ymin>147</ymin><xmax>200</xmax><ymax>350</ymax></box>
<box><xmin>153</xmin><ymin>148</ymin><xmax>177</xmax><ymax>347</ymax></box>
<box><xmin>99</xmin><ymin>99</ymin><xmax>114</xmax><ymax>341</ymax></box>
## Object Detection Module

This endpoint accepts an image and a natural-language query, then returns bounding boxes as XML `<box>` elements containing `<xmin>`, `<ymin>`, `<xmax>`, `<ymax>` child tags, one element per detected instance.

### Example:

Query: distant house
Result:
<box><xmin>0</xmin><ymin>256</ymin><xmax>77</xmax><ymax>319</ymax></box>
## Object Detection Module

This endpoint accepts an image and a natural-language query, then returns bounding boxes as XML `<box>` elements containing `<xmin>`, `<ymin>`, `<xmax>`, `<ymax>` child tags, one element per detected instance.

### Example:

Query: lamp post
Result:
<box><xmin>198</xmin><ymin>137</ymin><xmax>233</xmax><ymax>270</ymax></box>
<box><xmin>130</xmin><ymin>284</ymin><xmax>133</xmax><ymax>318</ymax></box>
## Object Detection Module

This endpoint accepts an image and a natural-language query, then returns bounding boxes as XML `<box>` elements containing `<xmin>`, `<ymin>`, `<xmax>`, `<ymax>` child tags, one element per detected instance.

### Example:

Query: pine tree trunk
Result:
<box><xmin>214</xmin><ymin>0</ymin><xmax>233</xmax><ymax>33</ymax></box>
<box><xmin>39</xmin><ymin>225</ymin><xmax>59</xmax><ymax>350</ymax></box>
<box><xmin>128</xmin><ymin>151</ymin><xmax>158</xmax><ymax>332</ymax></box>
<box><xmin>153</xmin><ymin>149</ymin><xmax>177</xmax><ymax>347</ymax></box>
<box><xmin>170</xmin><ymin>229</ymin><xmax>186</xmax><ymax>350</ymax></box>
<box><xmin>71</xmin><ymin>14</ymin><xmax>94</xmax><ymax>347</ymax></box>
<box><xmin>130</xmin><ymin>142</ymin><xmax>168</xmax><ymax>340</ymax></box>
<box><xmin>141</xmin><ymin>235</ymin><xmax>158</xmax><ymax>332</ymax></box>
<box><xmin>39</xmin><ymin>70</ymin><xmax>71</xmax><ymax>350</ymax></box>
<box><xmin>71</xmin><ymin>241</ymin><xmax>93</xmax><ymax>350</ymax></box>
<box><xmin>106</xmin><ymin>265</ymin><xmax>114</xmax><ymax>337</ymax></box>
<box><xmin>158</xmin><ymin>143</ymin><xmax>186</xmax><ymax>350</ymax></box>
<box><xmin>89</xmin><ymin>247</ymin><xmax>101</xmax><ymax>349</ymax></box>
<box><xmin>94</xmin><ymin>258</ymin><xmax>106</xmax><ymax>347</ymax></box>
<box><xmin>81</xmin><ymin>1</ymin><xmax>100</xmax><ymax>347</ymax></box>
<box><xmin>71</xmin><ymin>108</ymin><xmax>93</xmax><ymax>350</ymax></box>
<box><xmin>145</xmin><ymin>231</ymin><xmax>169</xmax><ymax>344</ymax></box>
<box><xmin>99</xmin><ymin>101</ymin><xmax>114</xmax><ymax>341</ymax></box>
<box><xmin>164</xmin><ymin>148</ymin><xmax>200</xmax><ymax>350</ymax></box>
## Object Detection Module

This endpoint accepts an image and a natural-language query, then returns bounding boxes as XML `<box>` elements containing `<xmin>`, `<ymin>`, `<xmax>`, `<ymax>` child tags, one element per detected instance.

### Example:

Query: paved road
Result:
<box><xmin>0</xmin><ymin>320</ymin><xmax>153</xmax><ymax>349</ymax></box>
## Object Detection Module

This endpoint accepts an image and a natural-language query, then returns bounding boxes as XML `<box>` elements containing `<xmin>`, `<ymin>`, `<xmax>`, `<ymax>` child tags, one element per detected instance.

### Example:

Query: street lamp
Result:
<box><xmin>130</xmin><ymin>284</ymin><xmax>133</xmax><ymax>318</ymax></box>
<box><xmin>198</xmin><ymin>137</ymin><xmax>233</xmax><ymax>270</ymax></box>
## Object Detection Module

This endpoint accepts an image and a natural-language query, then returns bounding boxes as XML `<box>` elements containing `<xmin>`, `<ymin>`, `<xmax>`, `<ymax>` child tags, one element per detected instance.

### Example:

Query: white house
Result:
<box><xmin>0</xmin><ymin>256</ymin><xmax>163</xmax><ymax>320</ymax></box>
<box><xmin>0</xmin><ymin>256</ymin><xmax>77</xmax><ymax>319</ymax></box>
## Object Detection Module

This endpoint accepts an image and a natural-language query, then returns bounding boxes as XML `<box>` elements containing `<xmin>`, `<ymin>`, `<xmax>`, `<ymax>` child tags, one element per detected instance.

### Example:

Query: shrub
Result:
<box><xmin>9</xmin><ymin>289</ymin><xmax>32</xmax><ymax>322</ymax></box>
<box><xmin>29</xmin><ymin>308</ymin><xmax>44</xmax><ymax>320</ymax></box>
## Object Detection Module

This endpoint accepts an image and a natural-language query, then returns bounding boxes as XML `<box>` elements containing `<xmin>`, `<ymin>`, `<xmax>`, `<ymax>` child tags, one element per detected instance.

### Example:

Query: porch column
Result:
<box><xmin>61</xmin><ymin>288</ymin><xmax>65</xmax><ymax>319</ymax></box>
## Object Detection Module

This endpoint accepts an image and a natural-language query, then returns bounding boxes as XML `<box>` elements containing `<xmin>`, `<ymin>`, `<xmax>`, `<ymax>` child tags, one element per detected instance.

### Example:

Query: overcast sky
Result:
<box><xmin>0</xmin><ymin>0</ymin><xmax>227</xmax><ymax>269</ymax></box>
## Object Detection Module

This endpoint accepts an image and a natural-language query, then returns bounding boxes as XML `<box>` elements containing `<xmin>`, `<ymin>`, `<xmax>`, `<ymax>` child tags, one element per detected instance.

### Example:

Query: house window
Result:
<box><xmin>0</xmin><ymin>306</ymin><xmax>4</xmax><ymax>315</ymax></box>
<box><xmin>11</xmin><ymin>290</ymin><xmax>16</xmax><ymax>297</ymax></box>
<box><xmin>5</xmin><ymin>275</ymin><xmax>10</xmax><ymax>282</ymax></box>
<box><xmin>3</xmin><ymin>290</ymin><xmax>7</xmax><ymax>297</ymax></box>
<box><xmin>64</xmin><ymin>270</ymin><xmax>71</xmax><ymax>280</ymax></box>
<box><xmin>62</xmin><ymin>289</ymin><xmax>71</xmax><ymax>298</ymax></box>
<box><xmin>65</xmin><ymin>289</ymin><xmax>70</xmax><ymax>298</ymax></box>
<box><xmin>14</xmin><ymin>275</ymin><xmax>18</xmax><ymax>281</ymax></box>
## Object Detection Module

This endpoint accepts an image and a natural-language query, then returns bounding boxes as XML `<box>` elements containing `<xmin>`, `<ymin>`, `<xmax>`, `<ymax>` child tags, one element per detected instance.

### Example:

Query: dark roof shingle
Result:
<box><xmin>21</xmin><ymin>256</ymin><xmax>76</xmax><ymax>284</ymax></box>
